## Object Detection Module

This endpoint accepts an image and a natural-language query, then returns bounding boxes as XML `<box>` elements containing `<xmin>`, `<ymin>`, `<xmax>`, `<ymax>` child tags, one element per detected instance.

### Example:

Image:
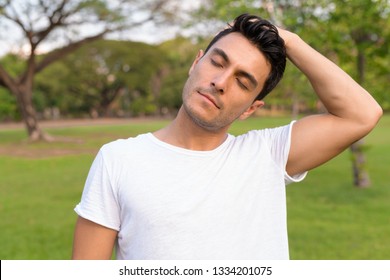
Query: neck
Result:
<box><xmin>153</xmin><ymin>107</ymin><xmax>229</xmax><ymax>151</ymax></box>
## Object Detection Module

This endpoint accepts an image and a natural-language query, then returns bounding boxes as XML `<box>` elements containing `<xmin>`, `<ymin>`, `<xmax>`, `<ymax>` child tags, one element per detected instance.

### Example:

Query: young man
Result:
<box><xmin>72</xmin><ymin>14</ymin><xmax>382</xmax><ymax>260</ymax></box>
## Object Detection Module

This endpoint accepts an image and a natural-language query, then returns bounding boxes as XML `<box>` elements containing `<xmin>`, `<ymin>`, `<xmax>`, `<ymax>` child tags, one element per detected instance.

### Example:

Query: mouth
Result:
<box><xmin>197</xmin><ymin>91</ymin><xmax>220</xmax><ymax>109</ymax></box>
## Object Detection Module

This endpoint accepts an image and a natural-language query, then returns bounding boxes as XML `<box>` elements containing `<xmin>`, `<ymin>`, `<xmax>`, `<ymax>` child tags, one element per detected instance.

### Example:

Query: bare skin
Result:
<box><xmin>72</xmin><ymin>217</ymin><xmax>117</xmax><ymax>259</ymax></box>
<box><xmin>72</xmin><ymin>27</ymin><xmax>382</xmax><ymax>260</ymax></box>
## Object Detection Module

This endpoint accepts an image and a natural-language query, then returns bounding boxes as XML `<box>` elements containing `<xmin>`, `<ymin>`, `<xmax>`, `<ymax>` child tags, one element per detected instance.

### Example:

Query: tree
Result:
<box><xmin>0</xmin><ymin>54</ymin><xmax>24</xmax><ymax>121</ymax></box>
<box><xmin>0</xmin><ymin>0</ymin><xmax>173</xmax><ymax>141</ymax></box>
<box><xmin>35</xmin><ymin>40</ymin><xmax>166</xmax><ymax>118</ymax></box>
<box><xmin>323</xmin><ymin>0</ymin><xmax>389</xmax><ymax>187</ymax></box>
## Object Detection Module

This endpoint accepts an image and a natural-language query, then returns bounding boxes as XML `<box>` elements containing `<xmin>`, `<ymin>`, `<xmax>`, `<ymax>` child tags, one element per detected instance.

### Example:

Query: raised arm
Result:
<box><xmin>72</xmin><ymin>216</ymin><xmax>118</xmax><ymax>260</ymax></box>
<box><xmin>277</xmin><ymin>28</ymin><xmax>383</xmax><ymax>176</ymax></box>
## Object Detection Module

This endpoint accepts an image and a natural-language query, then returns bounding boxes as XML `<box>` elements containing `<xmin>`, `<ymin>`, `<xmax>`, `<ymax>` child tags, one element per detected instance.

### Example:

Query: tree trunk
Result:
<box><xmin>350</xmin><ymin>139</ymin><xmax>370</xmax><ymax>188</ymax></box>
<box><xmin>98</xmin><ymin>86</ymin><xmax>124</xmax><ymax>117</ymax></box>
<box><xmin>349</xmin><ymin>47</ymin><xmax>370</xmax><ymax>187</ymax></box>
<box><xmin>14</xmin><ymin>86</ymin><xmax>53</xmax><ymax>141</ymax></box>
<box><xmin>291</xmin><ymin>91</ymin><xmax>300</xmax><ymax>120</ymax></box>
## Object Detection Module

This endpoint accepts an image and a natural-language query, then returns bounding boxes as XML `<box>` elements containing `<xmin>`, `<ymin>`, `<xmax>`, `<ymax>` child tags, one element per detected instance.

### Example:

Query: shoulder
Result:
<box><xmin>101</xmin><ymin>133</ymin><xmax>149</xmax><ymax>151</ymax></box>
<box><xmin>229</xmin><ymin>122</ymin><xmax>295</xmax><ymax>161</ymax></box>
<box><xmin>236</xmin><ymin>122</ymin><xmax>294</xmax><ymax>144</ymax></box>
<box><xmin>99</xmin><ymin>133</ymin><xmax>151</xmax><ymax>161</ymax></box>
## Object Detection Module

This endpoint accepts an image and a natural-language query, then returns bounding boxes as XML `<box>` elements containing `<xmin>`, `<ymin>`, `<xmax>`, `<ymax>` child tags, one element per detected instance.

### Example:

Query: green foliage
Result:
<box><xmin>129</xmin><ymin>95</ymin><xmax>157</xmax><ymax>116</ymax></box>
<box><xmin>0</xmin><ymin>88</ymin><xmax>19</xmax><ymax>121</ymax></box>
<box><xmin>311</xmin><ymin>0</ymin><xmax>390</xmax><ymax>109</ymax></box>
<box><xmin>0</xmin><ymin>115</ymin><xmax>389</xmax><ymax>259</ymax></box>
<box><xmin>35</xmin><ymin>40</ymin><xmax>166</xmax><ymax>117</ymax></box>
<box><xmin>0</xmin><ymin>53</ymin><xmax>26</xmax><ymax>77</ymax></box>
<box><xmin>0</xmin><ymin>55</ymin><xmax>23</xmax><ymax>120</ymax></box>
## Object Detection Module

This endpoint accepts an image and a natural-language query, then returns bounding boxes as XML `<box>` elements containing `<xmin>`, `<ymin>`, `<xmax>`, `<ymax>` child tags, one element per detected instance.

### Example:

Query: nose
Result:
<box><xmin>211</xmin><ymin>82</ymin><xmax>224</xmax><ymax>94</ymax></box>
<box><xmin>211</xmin><ymin>72</ymin><xmax>229</xmax><ymax>94</ymax></box>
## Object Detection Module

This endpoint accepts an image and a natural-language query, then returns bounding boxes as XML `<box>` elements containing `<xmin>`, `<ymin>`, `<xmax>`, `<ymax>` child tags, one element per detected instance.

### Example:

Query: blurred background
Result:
<box><xmin>0</xmin><ymin>0</ymin><xmax>389</xmax><ymax>259</ymax></box>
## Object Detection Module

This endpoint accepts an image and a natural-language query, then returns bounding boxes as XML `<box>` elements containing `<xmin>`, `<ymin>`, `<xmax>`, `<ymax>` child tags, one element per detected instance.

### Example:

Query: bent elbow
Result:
<box><xmin>370</xmin><ymin>103</ymin><xmax>383</xmax><ymax>125</ymax></box>
<box><xmin>361</xmin><ymin>103</ymin><xmax>383</xmax><ymax>134</ymax></box>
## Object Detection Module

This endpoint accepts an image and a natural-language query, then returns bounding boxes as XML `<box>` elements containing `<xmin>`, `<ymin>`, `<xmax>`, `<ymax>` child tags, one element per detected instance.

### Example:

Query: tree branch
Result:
<box><xmin>34</xmin><ymin>11</ymin><xmax>156</xmax><ymax>75</ymax></box>
<box><xmin>34</xmin><ymin>30</ymin><xmax>110</xmax><ymax>74</ymax></box>
<box><xmin>32</xmin><ymin>0</ymin><xmax>71</xmax><ymax>46</ymax></box>
<box><xmin>0</xmin><ymin>63</ymin><xmax>17</xmax><ymax>93</ymax></box>
<box><xmin>2</xmin><ymin>5</ymin><xmax>29</xmax><ymax>35</ymax></box>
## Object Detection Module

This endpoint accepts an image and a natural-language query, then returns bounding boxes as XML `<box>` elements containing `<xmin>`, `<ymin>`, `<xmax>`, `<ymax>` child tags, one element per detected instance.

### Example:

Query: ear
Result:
<box><xmin>239</xmin><ymin>100</ymin><xmax>265</xmax><ymax>120</ymax></box>
<box><xmin>189</xmin><ymin>50</ymin><xmax>204</xmax><ymax>75</ymax></box>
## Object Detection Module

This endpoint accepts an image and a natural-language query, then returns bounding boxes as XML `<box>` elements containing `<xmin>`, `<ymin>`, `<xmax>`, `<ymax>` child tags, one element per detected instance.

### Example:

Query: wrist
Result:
<box><xmin>278</xmin><ymin>29</ymin><xmax>300</xmax><ymax>50</ymax></box>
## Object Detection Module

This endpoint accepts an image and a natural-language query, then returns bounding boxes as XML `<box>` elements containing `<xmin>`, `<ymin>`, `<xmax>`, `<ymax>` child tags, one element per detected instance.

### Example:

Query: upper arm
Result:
<box><xmin>72</xmin><ymin>216</ymin><xmax>118</xmax><ymax>260</ymax></box>
<box><xmin>286</xmin><ymin>113</ymin><xmax>377</xmax><ymax>177</ymax></box>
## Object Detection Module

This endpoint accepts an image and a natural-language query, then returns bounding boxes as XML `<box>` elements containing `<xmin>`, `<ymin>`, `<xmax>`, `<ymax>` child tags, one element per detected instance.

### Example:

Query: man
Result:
<box><xmin>72</xmin><ymin>14</ymin><xmax>382</xmax><ymax>260</ymax></box>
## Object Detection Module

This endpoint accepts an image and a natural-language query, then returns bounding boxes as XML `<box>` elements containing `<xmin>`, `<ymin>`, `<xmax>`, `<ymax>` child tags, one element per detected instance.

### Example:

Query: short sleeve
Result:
<box><xmin>262</xmin><ymin>121</ymin><xmax>307</xmax><ymax>184</ymax></box>
<box><xmin>74</xmin><ymin>149</ymin><xmax>121</xmax><ymax>230</ymax></box>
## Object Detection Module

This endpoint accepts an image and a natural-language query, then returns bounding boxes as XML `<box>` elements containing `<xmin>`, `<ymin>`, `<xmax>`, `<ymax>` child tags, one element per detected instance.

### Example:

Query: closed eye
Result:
<box><xmin>210</xmin><ymin>58</ymin><xmax>223</xmax><ymax>68</ymax></box>
<box><xmin>237</xmin><ymin>79</ymin><xmax>249</xmax><ymax>91</ymax></box>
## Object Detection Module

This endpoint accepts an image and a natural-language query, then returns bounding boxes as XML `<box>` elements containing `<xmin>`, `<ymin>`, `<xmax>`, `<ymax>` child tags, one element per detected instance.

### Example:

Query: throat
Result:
<box><xmin>153</xmin><ymin>117</ymin><xmax>229</xmax><ymax>151</ymax></box>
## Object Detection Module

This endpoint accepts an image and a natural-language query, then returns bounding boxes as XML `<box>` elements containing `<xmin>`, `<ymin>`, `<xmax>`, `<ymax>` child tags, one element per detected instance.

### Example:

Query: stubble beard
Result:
<box><xmin>182</xmin><ymin>101</ymin><xmax>226</xmax><ymax>132</ymax></box>
<box><xmin>182</xmin><ymin>91</ymin><xmax>237</xmax><ymax>132</ymax></box>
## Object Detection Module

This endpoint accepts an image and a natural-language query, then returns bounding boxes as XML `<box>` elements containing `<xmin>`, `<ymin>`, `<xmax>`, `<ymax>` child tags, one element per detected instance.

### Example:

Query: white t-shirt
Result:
<box><xmin>75</xmin><ymin>122</ymin><xmax>306</xmax><ymax>260</ymax></box>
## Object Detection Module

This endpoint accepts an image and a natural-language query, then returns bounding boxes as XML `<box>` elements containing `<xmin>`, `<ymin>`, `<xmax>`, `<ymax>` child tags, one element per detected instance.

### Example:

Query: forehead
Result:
<box><xmin>207</xmin><ymin>32</ymin><xmax>271</xmax><ymax>83</ymax></box>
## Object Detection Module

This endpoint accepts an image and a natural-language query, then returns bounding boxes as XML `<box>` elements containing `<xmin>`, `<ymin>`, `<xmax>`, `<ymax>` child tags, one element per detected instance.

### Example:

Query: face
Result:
<box><xmin>182</xmin><ymin>32</ymin><xmax>271</xmax><ymax>132</ymax></box>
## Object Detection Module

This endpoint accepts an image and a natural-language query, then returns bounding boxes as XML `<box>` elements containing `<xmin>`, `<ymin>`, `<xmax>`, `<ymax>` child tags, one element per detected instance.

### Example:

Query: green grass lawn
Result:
<box><xmin>0</xmin><ymin>115</ymin><xmax>389</xmax><ymax>259</ymax></box>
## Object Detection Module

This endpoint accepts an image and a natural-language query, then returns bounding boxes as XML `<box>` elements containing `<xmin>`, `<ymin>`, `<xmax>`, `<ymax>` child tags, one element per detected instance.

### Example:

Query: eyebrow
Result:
<box><xmin>211</xmin><ymin>48</ymin><xmax>259</xmax><ymax>89</ymax></box>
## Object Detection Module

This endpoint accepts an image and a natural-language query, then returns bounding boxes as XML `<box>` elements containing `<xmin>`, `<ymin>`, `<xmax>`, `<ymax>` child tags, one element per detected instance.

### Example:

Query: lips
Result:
<box><xmin>197</xmin><ymin>91</ymin><xmax>220</xmax><ymax>109</ymax></box>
